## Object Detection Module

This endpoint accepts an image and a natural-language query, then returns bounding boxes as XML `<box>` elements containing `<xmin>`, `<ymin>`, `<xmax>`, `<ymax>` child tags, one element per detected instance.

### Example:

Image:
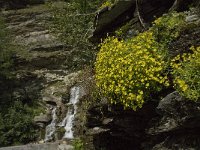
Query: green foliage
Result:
<box><xmin>73</xmin><ymin>138</ymin><xmax>84</xmax><ymax>150</ymax></box>
<box><xmin>0</xmin><ymin>101</ymin><xmax>39</xmax><ymax>146</ymax></box>
<box><xmin>48</xmin><ymin>0</ymin><xmax>100</xmax><ymax>47</ymax></box>
<box><xmin>95</xmin><ymin>12</ymin><xmax>188</xmax><ymax>110</ymax></box>
<box><xmin>171</xmin><ymin>46</ymin><xmax>200</xmax><ymax>101</ymax></box>
<box><xmin>152</xmin><ymin>12</ymin><xmax>186</xmax><ymax>46</ymax></box>
<box><xmin>69</xmin><ymin>0</ymin><xmax>102</xmax><ymax>13</ymax></box>
<box><xmin>0</xmin><ymin>16</ymin><xmax>40</xmax><ymax>147</ymax></box>
<box><xmin>99</xmin><ymin>0</ymin><xmax>115</xmax><ymax>9</ymax></box>
<box><xmin>49</xmin><ymin>1</ymin><xmax>93</xmax><ymax>47</ymax></box>
<box><xmin>47</xmin><ymin>1</ymin><xmax>100</xmax><ymax>70</ymax></box>
<box><xmin>0</xmin><ymin>17</ymin><xmax>13</xmax><ymax>79</ymax></box>
<box><xmin>115</xmin><ymin>21</ymin><xmax>134</xmax><ymax>38</ymax></box>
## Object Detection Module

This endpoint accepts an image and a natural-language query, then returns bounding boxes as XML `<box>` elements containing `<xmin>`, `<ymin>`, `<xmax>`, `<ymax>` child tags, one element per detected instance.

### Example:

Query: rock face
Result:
<box><xmin>0</xmin><ymin>142</ymin><xmax>73</xmax><ymax>150</ymax></box>
<box><xmin>93</xmin><ymin>0</ymin><xmax>135</xmax><ymax>39</ymax></box>
<box><xmin>92</xmin><ymin>0</ymin><xmax>198</xmax><ymax>40</ymax></box>
<box><xmin>0</xmin><ymin>0</ymin><xmax>45</xmax><ymax>10</ymax></box>
<box><xmin>34</xmin><ymin>114</ymin><xmax>52</xmax><ymax>124</ymax></box>
<box><xmin>150</xmin><ymin>92</ymin><xmax>200</xmax><ymax>150</ymax></box>
<box><xmin>82</xmin><ymin>3</ymin><xmax>200</xmax><ymax>150</ymax></box>
<box><xmin>93</xmin><ymin>0</ymin><xmax>175</xmax><ymax>39</ymax></box>
<box><xmin>84</xmin><ymin>91</ymin><xmax>200</xmax><ymax>150</ymax></box>
<box><xmin>1</xmin><ymin>1</ymin><xmax>94</xmax><ymax>146</ymax></box>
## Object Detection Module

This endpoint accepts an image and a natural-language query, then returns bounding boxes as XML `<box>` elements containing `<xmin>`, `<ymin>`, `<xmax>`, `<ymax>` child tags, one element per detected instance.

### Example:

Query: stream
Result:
<box><xmin>44</xmin><ymin>86</ymin><xmax>82</xmax><ymax>141</ymax></box>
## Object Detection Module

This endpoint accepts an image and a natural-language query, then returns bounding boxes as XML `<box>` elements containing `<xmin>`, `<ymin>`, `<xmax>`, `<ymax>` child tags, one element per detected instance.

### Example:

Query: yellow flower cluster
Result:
<box><xmin>94</xmin><ymin>12</ymin><xmax>192</xmax><ymax>110</ymax></box>
<box><xmin>95</xmin><ymin>31</ymin><xmax>169</xmax><ymax>110</ymax></box>
<box><xmin>99</xmin><ymin>1</ymin><xmax>114</xmax><ymax>9</ymax></box>
<box><xmin>171</xmin><ymin>46</ymin><xmax>200</xmax><ymax>101</ymax></box>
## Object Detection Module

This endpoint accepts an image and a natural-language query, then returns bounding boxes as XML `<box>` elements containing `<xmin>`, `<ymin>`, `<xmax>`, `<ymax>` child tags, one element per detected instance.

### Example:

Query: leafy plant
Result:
<box><xmin>0</xmin><ymin>101</ymin><xmax>39</xmax><ymax>147</ymax></box>
<box><xmin>0</xmin><ymin>16</ymin><xmax>41</xmax><ymax>147</ymax></box>
<box><xmin>95</xmin><ymin>32</ymin><xmax>169</xmax><ymax>110</ymax></box>
<box><xmin>99</xmin><ymin>0</ymin><xmax>115</xmax><ymax>9</ymax></box>
<box><xmin>73</xmin><ymin>138</ymin><xmax>84</xmax><ymax>150</ymax></box>
<box><xmin>48</xmin><ymin>1</ymin><xmax>96</xmax><ymax>47</ymax></box>
<box><xmin>0</xmin><ymin>16</ymin><xmax>14</xmax><ymax>79</ymax></box>
<box><xmin>95</xmin><ymin>12</ymin><xmax>187</xmax><ymax>110</ymax></box>
<box><xmin>152</xmin><ymin>12</ymin><xmax>186</xmax><ymax>46</ymax></box>
<box><xmin>47</xmin><ymin>1</ymin><xmax>99</xmax><ymax>70</ymax></box>
<box><xmin>171</xmin><ymin>46</ymin><xmax>200</xmax><ymax>101</ymax></box>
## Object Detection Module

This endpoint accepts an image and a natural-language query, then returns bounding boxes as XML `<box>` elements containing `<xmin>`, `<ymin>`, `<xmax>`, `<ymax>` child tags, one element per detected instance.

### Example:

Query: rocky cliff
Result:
<box><xmin>83</xmin><ymin>0</ymin><xmax>200</xmax><ymax>150</ymax></box>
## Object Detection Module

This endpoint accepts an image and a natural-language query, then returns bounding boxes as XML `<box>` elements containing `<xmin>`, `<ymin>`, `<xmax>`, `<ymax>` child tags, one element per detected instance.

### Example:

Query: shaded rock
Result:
<box><xmin>102</xmin><ymin>118</ymin><xmax>113</xmax><ymax>125</ymax></box>
<box><xmin>169</xmin><ymin>0</ymin><xmax>199</xmax><ymax>12</ymax></box>
<box><xmin>0</xmin><ymin>142</ymin><xmax>73</xmax><ymax>150</ymax></box>
<box><xmin>57</xmin><ymin>144</ymin><xmax>73</xmax><ymax>150</ymax></box>
<box><xmin>148</xmin><ymin>91</ymin><xmax>200</xmax><ymax>134</ymax></box>
<box><xmin>92</xmin><ymin>0</ymin><xmax>198</xmax><ymax>40</ymax></box>
<box><xmin>43</xmin><ymin>95</ymin><xmax>60</xmax><ymax>106</ymax></box>
<box><xmin>145</xmin><ymin>91</ymin><xmax>200</xmax><ymax>149</ymax></box>
<box><xmin>156</xmin><ymin>91</ymin><xmax>200</xmax><ymax>129</ymax></box>
<box><xmin>34</xmin><ymin>114</ymin><xmax>51</xmax><ymax>123</ymax></box>
<box><xmin>186</xmin><ymin>14</ymin><xmax>199</xmax><ymax>22</ymax></box>
<box><xmin>84</xmin><ymin>101</ymin><xmax>158</xmax><ymax>150</ymax></box>
<box><xmin>92</xmin><ymin>0</ymin><xmax>175</xmax><ymax>40</ymax></box>
<box><xmin>156</xmin><ymin>91</ymin><xmax>184</xmax><ymax>115</ymax></box>
<box><xmin>93</xmin><ymin>0</ymin><xmax>135</xmax><ymax>39</ymax></box>
<box><xmin>0</xmin><ymin>0</ymin><xmax>45</xmax><ymax>10</ymax></box>
<box><xmin>152</xmin><ymin>133</ymin><xmax>200</xmax><ymax>150</ymax></box>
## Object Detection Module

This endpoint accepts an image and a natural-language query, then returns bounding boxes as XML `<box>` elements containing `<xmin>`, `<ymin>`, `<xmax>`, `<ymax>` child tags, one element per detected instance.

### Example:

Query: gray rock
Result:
<box><xmin>34</xmin><ymin>114</ymin><xmax>52</xmax><ymax>123</ymax></box>
<box><xmin>156</xmin><ymin>91</ymin><xmax>184</xmax><ymax>115</ymax></box>
<box><xmin>186</xmin><ymin>15</ymin><xmax>199</xmax><ymax>22</ymax></box>
<box><xmin>102</xmin><ymin>118</ymin><xmax>113</xmax><ymax>125</ymax></box>
<box><xmin>92</xmin><ymin>0</ymin><xmax>187</xmax><ymax>40</ymax></box>
<box><xmin>93</xmin><ymin>0</ymin><xmax>135</xmax><ymax>39</ymax></box>
<box><xmin>0</xmin><ymin>143</ymin><xmax>74</xmax><ymax>150</ymax></box>
<box><xmin>147</xmin><ymin>116</ymin><xmax>178</xmax><ymax>135</ymax></box>
<box><xmin>57</xmin><ymin>144</ymin><xmax>73</xmax><ymax>150</ymax></box>
<box><xmin>148</xmin><ymin>91</ymin><xmax>200</xmax><ymax>134</ymax></box>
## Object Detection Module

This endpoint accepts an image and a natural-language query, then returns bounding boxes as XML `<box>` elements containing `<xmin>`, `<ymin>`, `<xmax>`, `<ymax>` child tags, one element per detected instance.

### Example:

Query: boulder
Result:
<box><xmin>92</xmin><ymin>0</ymin><xmax>175</xmax><ymax>40</ymax></box>
<box><xmin>0</xmin><ymin>0</ymin><xmax>45</xmax><ymax>10</ymax></box>
<box><xmin>158</xmin><ymin>91</ymin><xmax>200</xmax><ymax>128</ymax></box>
<box><xmin>147</xmin><ymin>91</ymin><xmax>200</xmax><ymax>149</ymax></box>
<box><xmin>34</xmin><ymin>114</ymin><xmax>52</xmax><ymax>124</ymax></box>
<box><xmin>92</xmin><ymin>0</ymin><xmax>198</xmax><ymax>40</ymax></box>
<box><xmin>93</xmin><ymin>0</ymin><xmax>135</xmax><ymax>39</ymax></box>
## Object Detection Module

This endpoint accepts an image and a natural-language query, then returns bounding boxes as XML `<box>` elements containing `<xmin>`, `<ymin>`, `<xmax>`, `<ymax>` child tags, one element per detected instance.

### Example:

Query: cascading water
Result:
<box><xmin>44</xmin><ymin>86</ymin><xmax>84</xmax><ymax>141</ymax></box>
<box><xmin>62</xmin><ymin>86</ymin><xmax>81</xmax><ymax>139</ymax></box>
<box><xmin>44</xmin><ymin>107</ymin><xmax>57</xmax><ymax>142</ymax></box>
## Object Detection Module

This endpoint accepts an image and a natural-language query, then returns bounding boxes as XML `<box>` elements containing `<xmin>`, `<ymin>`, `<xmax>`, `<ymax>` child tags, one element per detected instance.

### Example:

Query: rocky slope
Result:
<box><xmin>1</xmin><ymin>2</ymin><xmax>92</xmax><ymax>148</ymax></box>
<box><xmin>82</xmin><ymin>0</ymin><xmax>200</xmax><ymax>150</ymax></box>
<box><xmin>1</xmin><ymin>0</ymin><xmax>200</xmax><ymax>150</ymax></box>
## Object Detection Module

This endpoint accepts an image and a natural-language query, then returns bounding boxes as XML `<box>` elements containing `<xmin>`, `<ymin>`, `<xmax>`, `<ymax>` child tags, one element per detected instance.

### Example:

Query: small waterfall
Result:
<box><xmin>62</xmin><ymin>86</ymin><xmax>81</xmax><ymax>139</ymax></box>
<box><xmin>44</xmin><ymin>86</ymin><xmax>84</xmax><ymax>141</ymax></box>
<box><xmin>44</xmin><ymin>107</ymin><xmax>57</xmax><ymax>142</ymax></box>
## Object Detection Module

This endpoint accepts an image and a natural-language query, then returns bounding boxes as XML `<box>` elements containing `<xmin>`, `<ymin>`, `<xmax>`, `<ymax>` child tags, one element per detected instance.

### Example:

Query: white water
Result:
<box><xmin>44</xmin><ymin>86</ymin><xmax>83</xmax><ymax>141</ymax></box>
<box><xmin>62</xmin><ymin>86</ymin><xmax>81</xmax><ymax>139</ymax></box>
<box><xmin>44</xmin><ymin>107</ymin><xmax>57</xmax><ymax>142</ymax></box>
